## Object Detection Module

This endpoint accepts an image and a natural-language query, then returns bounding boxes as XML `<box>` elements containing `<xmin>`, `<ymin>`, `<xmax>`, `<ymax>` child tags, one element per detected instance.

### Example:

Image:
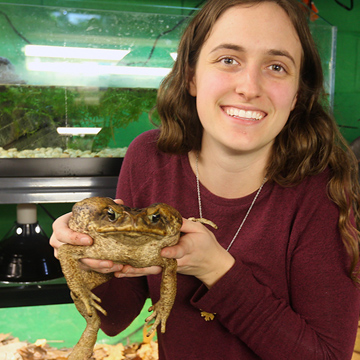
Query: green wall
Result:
<box><xmin>312</xmin><ymin>0</ymin><xmax>360</xmax><ymax>144</ymax></box>
<box><xmin>0</xmin><ymin>300</ymin><xmax>153</xmax><ymax>347</ymax></box>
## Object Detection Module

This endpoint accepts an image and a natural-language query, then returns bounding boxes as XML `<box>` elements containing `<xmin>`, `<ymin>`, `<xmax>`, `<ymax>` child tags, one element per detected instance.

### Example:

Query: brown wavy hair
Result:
<box><xmin>155</xmin><ymin>0</ymin><xmax>360</xmax><ymax>283</ymax></box>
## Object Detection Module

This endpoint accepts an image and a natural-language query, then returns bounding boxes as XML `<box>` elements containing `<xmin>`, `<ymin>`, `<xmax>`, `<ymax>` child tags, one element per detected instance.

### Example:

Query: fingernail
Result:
<box><xmin>110</xmin><ymin>264</ymin><xmax>123</xmax><ymax>272</ymax></box>
<box><xmin>80</xmin><ymin>237</ymin><xmax>91</xmax><ymax>246</ymax></box>
<box><xmin>99</xmin><ymin>260</ymin><xmax>111</xmax><ymax>268</ymax></box>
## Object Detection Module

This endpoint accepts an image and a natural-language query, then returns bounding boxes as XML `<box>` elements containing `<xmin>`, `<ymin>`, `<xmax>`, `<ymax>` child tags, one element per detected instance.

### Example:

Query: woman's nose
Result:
<box><xmin>235</xmin><ymin>65</ymin><xmax>262</xmax><ymax>100</ymax></box>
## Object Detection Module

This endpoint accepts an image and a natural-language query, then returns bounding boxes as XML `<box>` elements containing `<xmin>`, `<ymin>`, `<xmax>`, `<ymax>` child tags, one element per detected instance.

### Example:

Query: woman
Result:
<box><xmin>51</xmin><ymin>0</ymin><xmax>360</xmax><ymax>358</ymax></box>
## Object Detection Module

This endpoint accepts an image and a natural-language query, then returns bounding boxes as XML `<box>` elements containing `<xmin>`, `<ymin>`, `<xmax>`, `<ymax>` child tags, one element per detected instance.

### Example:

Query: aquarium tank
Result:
<box><xmin>0</xmin><ymin>0</ymin><xmax>336</xmax><ymax>158</ymax></box>
<box><xmin>0</xmin><ymin>1</ymin><xmax>199</xmax><ymax>157</ymax></box>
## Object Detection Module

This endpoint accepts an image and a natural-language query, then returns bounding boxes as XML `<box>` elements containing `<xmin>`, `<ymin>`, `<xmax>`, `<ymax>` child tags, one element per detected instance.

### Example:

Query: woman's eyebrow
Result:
<box><xmin>210</xmin><ymin>43</ymin><xmax>245</xmax><ymax>53</ymax></box>
<box><xmin>267</xmin><ymin>49</ymin><xmax>296</xmax><ymax>66</ymax></box>
<box><xmin>210</xmin><ymin>43</ymin><xmax>296</xmax><ymax>66</ymax></box>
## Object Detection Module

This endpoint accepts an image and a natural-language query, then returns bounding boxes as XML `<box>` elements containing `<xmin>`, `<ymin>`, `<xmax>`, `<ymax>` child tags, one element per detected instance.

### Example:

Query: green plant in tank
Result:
<box><xmin>0</xmin><ymin>86</ymin><xmax>65</xmax><ymax>149</ymax></box>
<box><xmin>75</xmin><ymin>87</ymin><xmax>159</xmax><ymax>151</ymax></box>
<box><xmin>0</xmin><ymin>85</ymin><xmax>159</xmax><ymax>151</ymax></box>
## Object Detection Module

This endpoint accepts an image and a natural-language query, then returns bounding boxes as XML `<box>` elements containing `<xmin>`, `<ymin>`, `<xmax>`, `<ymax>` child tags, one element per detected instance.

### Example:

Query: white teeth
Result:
<box><xmin>239</xmin><ymin>109</ymin><xmax>246</xmax><ymax>117</ymax></box>
<box><xmin>226</xmin><ymin>108</ymin><xmax>264</xmax><ymax>120</ymax></box>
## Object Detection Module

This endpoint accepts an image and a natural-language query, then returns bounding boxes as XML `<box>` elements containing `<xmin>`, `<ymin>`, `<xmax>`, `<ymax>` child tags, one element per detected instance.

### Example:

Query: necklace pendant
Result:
<box><xmin>200</xmin><ymin>310</ymin><xmax>216</xmax><ymax>321</ymax></box>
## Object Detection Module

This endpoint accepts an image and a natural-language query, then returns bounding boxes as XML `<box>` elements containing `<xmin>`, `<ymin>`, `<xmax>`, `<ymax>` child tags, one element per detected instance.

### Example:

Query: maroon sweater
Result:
<box><xmin>95</xmin><ymin>129</ymin><xmax>360</xmax><ymax>359</ymax></box>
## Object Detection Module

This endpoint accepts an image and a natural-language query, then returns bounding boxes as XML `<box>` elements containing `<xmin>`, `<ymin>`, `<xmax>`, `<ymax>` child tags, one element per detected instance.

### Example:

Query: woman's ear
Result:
<box><xmin>188</xmin><ymin>72</ymin><xmax>197</xmax><ymax>97</ymax></box>
<box><xmin>291</xmin><ymin>93</ymin><xmax>298</xmax><ymax>111</ymax></box>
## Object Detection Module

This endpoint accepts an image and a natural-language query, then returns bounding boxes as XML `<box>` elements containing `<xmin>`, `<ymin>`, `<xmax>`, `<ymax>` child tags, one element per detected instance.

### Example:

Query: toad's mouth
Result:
<box><xmin>224</xmin><ymin>107</ymin><xmax>267</xmax><ymax>121</ymax></box>
<box><xmin>95</xmin><ymin>225</ymin><xmax>168</xmax><ymax>236</ymax></box>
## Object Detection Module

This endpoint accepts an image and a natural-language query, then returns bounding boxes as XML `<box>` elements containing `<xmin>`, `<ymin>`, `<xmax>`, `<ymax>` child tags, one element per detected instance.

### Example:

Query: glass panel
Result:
<box><xmin>295</xmin><ymin>0</ymin><xmax>337</xmax><ymax>109</ymax></box>
<box><xmin>309</xmin><ymin>22</ymin><xmax>337</xmax><ymax>111</ymax></box>
<box><xmin>0</xmin><ymin>3</ymin><xmax>192</xmax><ymax>157</ymax></box>
<box><xmin>0</xmin><ymin>3</ymin><xmax>190</xmax><ymax>87</ymax></box>
<box><xmin>0</xmin><ymin>2</ymin><xmax>336</xmax><ymax>158</ymax></box>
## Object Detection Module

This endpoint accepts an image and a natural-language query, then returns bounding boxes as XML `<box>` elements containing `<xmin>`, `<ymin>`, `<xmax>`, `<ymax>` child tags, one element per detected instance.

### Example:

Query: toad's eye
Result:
<box><xmin>107</xmin><ymin>208</ymin><xmax>117</xmax><ymax>222</ymax></box>
<box><xmin>149</xmin><ymin>213</ymin><xmax>161</xmax><ymax>223</ymax></box>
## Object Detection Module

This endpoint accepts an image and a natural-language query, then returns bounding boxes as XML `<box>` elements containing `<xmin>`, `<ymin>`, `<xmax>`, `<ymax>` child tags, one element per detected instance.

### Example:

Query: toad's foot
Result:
<box><xmin>188</xmin><ymin>217</ymin><xmax>218</xmax><ymax>229</ymax></box>
<box><xmin>71</xmin><ymin>289</ymin><xmax>107</xmax><ymax>317</ymax></box>
<box><xmin>145</xmin><ymin>301</ymin><xmax>171</xmax><ymax>335</ymax></box>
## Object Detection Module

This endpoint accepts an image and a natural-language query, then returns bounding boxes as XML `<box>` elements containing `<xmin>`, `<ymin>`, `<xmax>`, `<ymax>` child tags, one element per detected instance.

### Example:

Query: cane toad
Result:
<box><xmin>57</xmin><ymin>197</ymin><xmax>183</xmax><ymax>360</ymax></box>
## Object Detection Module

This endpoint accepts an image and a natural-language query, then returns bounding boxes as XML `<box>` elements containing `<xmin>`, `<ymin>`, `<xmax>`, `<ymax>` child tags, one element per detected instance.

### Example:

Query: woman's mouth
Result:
<box><xmin>224</xmin><ymin>107</ymin><xmax>267</xmax><ymax>121</ymax></box>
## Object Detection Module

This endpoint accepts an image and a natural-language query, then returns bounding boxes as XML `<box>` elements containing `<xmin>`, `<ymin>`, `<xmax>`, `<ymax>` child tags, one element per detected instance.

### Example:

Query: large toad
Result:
<box><xmin>58</xmin><ymin>197</ymin><xmax>183</xmax><ymax>360</ymax></box>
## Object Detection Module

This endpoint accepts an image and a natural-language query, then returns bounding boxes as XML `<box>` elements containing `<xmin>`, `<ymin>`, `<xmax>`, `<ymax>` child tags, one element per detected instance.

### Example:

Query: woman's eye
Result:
<box><xmin>220</xmin><ymin>57</ymin><xmax>237</xmax><ymax>65</ymax></box>
<box><xmin>269</xmin><ymin>64</ymin><xmax>285</xmax><ymax>73</ymax></box>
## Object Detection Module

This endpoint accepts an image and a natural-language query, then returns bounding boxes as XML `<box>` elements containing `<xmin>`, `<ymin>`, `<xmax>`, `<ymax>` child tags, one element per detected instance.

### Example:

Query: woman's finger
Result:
<box><xmin>161</xmin><ymin>218</ymin><xmax>205</xmax><ymax>259</ymax></box>
<box><xmin>114</xmin><ymin>264</ymin><xmax>162</xmax><ymax>278</ymax></box>
<box><xmin>113</xmin><ymin>198</ymin><xmax>124</xmax><ymax>205</ymax></box>
<box><xmin>79</xmin><ymin>258</ymin><xmax>125</xmax><ymax>273</ymax></box>
<box><xmin>161</xmin><ymin>241</ymin><xmax>188</xmax><ymax>259</ymax></box>
<box><xmin>50</xmin><ymin>212</ymin><xmax>93</xmax><ymax>248</ymax></box>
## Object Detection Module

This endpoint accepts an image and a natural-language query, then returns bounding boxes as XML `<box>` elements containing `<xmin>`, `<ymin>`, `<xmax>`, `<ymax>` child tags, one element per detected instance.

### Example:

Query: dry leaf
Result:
<box><xmin>142</xmin><ymin>325</ymin><xmax>156</xmax><ymax>345</ymax></box>
<box><xmin>93</xmin><ymin>343</ymin><xmax>125</xmax><ymax>360</ymax></box>
<box><xmin>2</xmin><ymin>326</ymin><xmax>158</xmax><ymax>360</ymax></box>
<box><xmin>0</xmin><ymin>342</ymin><xmax>27</xmax><ymax>360</ymax></box>
<box><xmin>0</xmin><ymin>334</ymin><xmax>19</xmax><ymax>345</ymax></box>
<box><xmin>136</xmin><ymin>342</ymin><xmax>159</xmax><ymax>360</ymax></box>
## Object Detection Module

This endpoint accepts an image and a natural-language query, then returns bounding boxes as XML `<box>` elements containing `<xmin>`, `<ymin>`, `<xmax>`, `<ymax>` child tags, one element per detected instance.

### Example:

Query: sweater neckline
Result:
<box><xmin>180</xmin><ymin>152</ymin><xmax>270</xmax><ymax>208</ymax></box>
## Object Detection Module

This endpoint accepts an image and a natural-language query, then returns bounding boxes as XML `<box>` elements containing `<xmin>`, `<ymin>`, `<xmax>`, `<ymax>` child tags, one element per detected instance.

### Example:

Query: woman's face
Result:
<box><xmin>189</xmin><ymin>2</ymin><xmax>302</xmax><ymax>156</ymax></box>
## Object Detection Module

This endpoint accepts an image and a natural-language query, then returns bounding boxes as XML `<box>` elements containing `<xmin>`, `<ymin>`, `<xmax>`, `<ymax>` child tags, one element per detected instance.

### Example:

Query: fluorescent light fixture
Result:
<box><xmin>24</xmin><ymin>45</ymin><xmax>130</xmax><ymax>61</ymax></box>
<box><xmin>57</xmin><ymin>127</ymin><xmax>102</xmax><ymax>136</ymax></box>
<box><xmin>27</xmin><ymin>61</ymin><xmax>172</xmax><ymax>77</ymax></box>
<box><xmin>170</xmin><ymin>52</ymin><xmax>178</xmax><ymax>61</ymax></box>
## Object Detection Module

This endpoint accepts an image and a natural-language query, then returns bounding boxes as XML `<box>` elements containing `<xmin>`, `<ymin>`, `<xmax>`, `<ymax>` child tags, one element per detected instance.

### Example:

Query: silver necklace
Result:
<box><xmin>195</xmin><ymin>152</ymin><xmax>266</xmax><ymax>252</ymax></box>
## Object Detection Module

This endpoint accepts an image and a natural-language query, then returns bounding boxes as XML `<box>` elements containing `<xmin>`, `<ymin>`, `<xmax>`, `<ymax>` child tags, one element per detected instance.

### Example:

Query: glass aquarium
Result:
<box><xmin>0</xmin><ymin>1</ymin><xmax>336</xmax><ymax>160</ymax></box>
<box><xmin>0</xmin><ymin>2</ymin><xmax>196</xmax><ymax>159</ymax></box>
<box><xmin>308</xmin><ymin>18</ymin><xmax>337</xmax><ymax>111</ymax></box>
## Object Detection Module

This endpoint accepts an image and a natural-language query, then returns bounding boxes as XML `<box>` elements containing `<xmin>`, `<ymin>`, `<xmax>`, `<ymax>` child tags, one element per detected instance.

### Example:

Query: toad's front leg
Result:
<box><xmin>146</xmin><ymin>258</ymin><xmax>177</xmax><ymax>335</ymax></box>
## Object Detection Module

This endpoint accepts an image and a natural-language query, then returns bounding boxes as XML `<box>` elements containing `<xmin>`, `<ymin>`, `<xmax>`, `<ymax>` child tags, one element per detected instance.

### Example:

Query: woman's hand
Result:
<box><xmin>163</xmin><ymin>218</ymin><xmax>235</xmax><ymax>288</ymax></box>
<box><xmin>115</xmin><ymin>218</ymin><xmax>235</xmax><ymax>288</ymax></box>
<box><xmin>49</xmin><ymin>199</ymin><xmax>127</xmax><ymax>274</ymax></box>
<box><xmin>50</xmin><ymin>212</ymin><xmax>92</xmax><ymax>255</ymax></box>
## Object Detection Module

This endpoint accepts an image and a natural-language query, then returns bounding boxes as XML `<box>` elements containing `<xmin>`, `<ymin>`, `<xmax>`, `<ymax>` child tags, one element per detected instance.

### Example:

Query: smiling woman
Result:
<box><xmin>188</xmin><ymin>2</ymin><xmax>301</xmax><ymax>171</ymax></box>
<box><xmin>50</xmin><ymin>1</ymin><xmax>360</xmax><ymax>359</ymax></box>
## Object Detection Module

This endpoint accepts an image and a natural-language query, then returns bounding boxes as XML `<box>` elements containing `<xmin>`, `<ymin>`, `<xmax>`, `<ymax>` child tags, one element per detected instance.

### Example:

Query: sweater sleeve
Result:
<box><xmin>191</xmin><ymin>186</ymin><xmax>360</xmax><ymax>359</ymax></box>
